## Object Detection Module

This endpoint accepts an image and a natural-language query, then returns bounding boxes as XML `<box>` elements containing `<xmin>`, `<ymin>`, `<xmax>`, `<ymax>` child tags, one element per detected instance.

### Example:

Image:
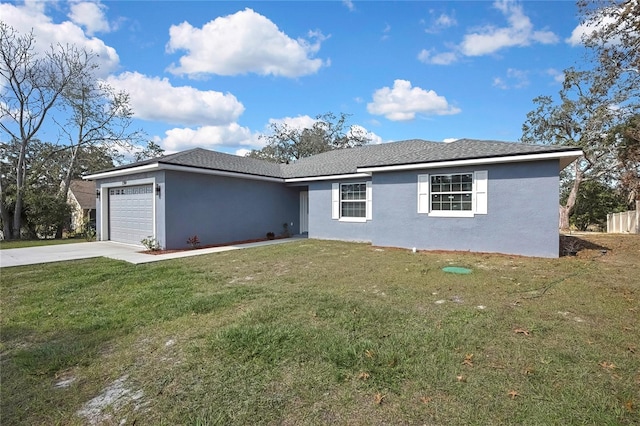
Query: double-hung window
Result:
<box><xmin>431</xmin><ymin>173</ymin><xmax>473</xmax><ymax>211</ymax></box>
<box><xmin>418</xmin><ymin>171</ymin><xmax>487</xmax><ymax>217</ymax></box>
<box><xmin>332</xmin><ymin>181</ymin><xmax>372</xmax><ymax>222</ymax></box>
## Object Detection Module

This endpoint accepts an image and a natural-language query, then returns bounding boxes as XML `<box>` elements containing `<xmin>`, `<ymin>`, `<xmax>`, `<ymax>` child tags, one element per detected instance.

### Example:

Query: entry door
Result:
<box><xmin>299</xmin><ymin>191</ymin><xmax>309</xmax><ymax>234</ymax></box>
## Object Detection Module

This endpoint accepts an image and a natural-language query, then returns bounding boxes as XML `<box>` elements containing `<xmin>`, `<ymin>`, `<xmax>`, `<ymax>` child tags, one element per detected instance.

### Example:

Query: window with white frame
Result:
<box><xmin>341</xmin><ymin>183</ymin><xmax>367</xmax><ymax>217</ymax></box>
<box><xmin>430</xmin><ymin>173</ymin><xmax>473</xmax><ymax>211</ymax></box>
<box><xmin>332</xmin><ymin>181</ymin><xmax>372</xmax><ymax>221</ymax></box>
<box><xmin>418</xmin><ymin>171</ymin><xmax>487</xmax><ymax>216</ymax></box>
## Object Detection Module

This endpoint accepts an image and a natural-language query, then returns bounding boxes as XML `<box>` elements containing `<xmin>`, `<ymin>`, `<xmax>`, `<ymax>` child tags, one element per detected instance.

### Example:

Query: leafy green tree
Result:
<box><xmin>521</xmin><ymin>69</ymin><xmax>626</xmax><ymax>229</ymax></box>
<box><xmin>522</xmin><ymin>0</ymin><xmax>639</xmax><ymax>229</ymax></box>
<box><xmin>247</xmin><ymin>112</ymin><xmax>370</xmax><ymax>163</ymax></box>
<box><xmin>134</xmin><ymin>141</ymin><xmax>165</xmax><ymax>162</ymax></box>
<box><xmin>562</xmin><ymin>179</ymin><xmax>627</xmax><ymax>230</ymax></box>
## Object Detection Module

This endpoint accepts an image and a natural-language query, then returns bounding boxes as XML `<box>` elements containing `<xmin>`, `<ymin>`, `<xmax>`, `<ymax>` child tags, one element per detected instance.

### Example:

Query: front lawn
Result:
<box><xmin>0</xmin><ymin>237</ymin><xmax>89</xmax><ymax>250</ymax></box>
<box><xmin>1</xmin><ymin>234</ymin><xmax>638</xmax><ymax>425</ymax></box>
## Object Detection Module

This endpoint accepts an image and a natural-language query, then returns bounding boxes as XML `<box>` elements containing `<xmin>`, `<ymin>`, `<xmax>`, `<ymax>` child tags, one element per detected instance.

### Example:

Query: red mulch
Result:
<box><xmin>141</xmin><ymin>236</ymin><xmax>290</xmax><ymax>255</ymax></box>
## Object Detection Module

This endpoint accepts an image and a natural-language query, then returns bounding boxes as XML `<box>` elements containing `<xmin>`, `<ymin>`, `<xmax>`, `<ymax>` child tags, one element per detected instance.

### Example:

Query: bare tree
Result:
<box><xmin>0</xmin><ymin>22</ymin><xmax>93</xmax><ymax>239</ymax></box>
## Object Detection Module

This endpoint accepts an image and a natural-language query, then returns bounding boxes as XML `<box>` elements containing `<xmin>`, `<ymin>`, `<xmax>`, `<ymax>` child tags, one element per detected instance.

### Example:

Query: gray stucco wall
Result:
<box><xmin>370</xmin><ymin>161</ymin><xmax>560</xmax><ymax>257</ymax></box>
<box><xmin>164</xmin><ymin>171</ymin><xmax>299</xmax><ymax>249</ymax></box>
<box><xmin>307</xmin><ymin>161</ymin><xmax>560</xmax><ymax>257</ymax></box>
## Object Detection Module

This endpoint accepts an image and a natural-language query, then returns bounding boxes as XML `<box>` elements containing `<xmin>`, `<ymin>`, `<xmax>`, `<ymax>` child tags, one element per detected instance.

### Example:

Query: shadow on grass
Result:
<box><xmin>560</xmin><ymin>235</ymin><xmax>610</xmax><ymax>257</ymax></box>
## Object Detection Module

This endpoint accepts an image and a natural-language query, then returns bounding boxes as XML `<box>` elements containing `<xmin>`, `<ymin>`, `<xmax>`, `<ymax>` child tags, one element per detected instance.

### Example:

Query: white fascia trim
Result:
<box><xmin>85</xmin><ymin>163</ymin><xmax>284</xmax><ymax>183</ymax></box>
<box><xmin>356</xmin><ymin>151</ymin><xmax>584</xmax><ymax>173</ymax></box>
<box><xmin>159</xmin><ymin>164</ymin><xmax>284</xmax><ymax>183</ymax></box>
<box><xmin>84</xmin><ymin>163</ymin><xmax>160</xmax><ymax>180</ymax></box>
<box><xmin>285</xmin><ymin>172</ymin><xmax>371</xmax><ymax>183</ymax></box>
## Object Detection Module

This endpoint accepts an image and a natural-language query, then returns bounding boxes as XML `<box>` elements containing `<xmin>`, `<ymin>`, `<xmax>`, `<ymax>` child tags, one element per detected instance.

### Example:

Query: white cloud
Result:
<box><xmin>68</xmin><ymin>2</ymin><xmax>111</xmax><ymax>35</ymax></box>
<box><xmin>0</xmin><ymin>1</ymin><xmax>119</xmax><ymax>76</ymax></box>
<box><xmin>417</xmin><ymin>49</ymin><xmax>459</xmax><ymax>65</ymax></box>
<box><xmin>166</xmin><ymin>8</ymin><xmax>327</xmax><ymax>78</ymax></box>
<box><xmin>266</xmin><ymin>115</ymin><xmax>319</xmax><ymax>130</ymax></box>
<box><xmin>367</xmin><ymin>79</ymin><xmax>461</xmax><ymax>121</ymax></box>
<box><xmin>425</xmin><ymin>12</ymin><xmax>458</xmax><ymax>33</ymax></box>
<box><xmin>160</xmin><ymin>123</ymin><xmax>258</xmax><ymax>152</ymax></box>
<box><xmin>105</xmin><ymin>72</ymin><xmax>244</xmax><ymax>127</ymax></box>
<box><xmin>460</xmin><ymin>0</ymin><xmax>558</xmax><ymax>56</ymax></box>
<box><xmin>343</xmin><ymin>0</ymin><xmax>355</xmax><ymax>12</ymax></box>
<box><xmin>566</xmin><ymin>12</ymin><xmax>619</xmax><ymax>46</ymax></box>
<box><xmin>546</xmin><ymin>68</ymin><xmax>565</xmax><ymax>84</ymax></box>
<box><xmin>492</xmin><ymin>68</ymin><xmax>529</xmax><ymax>89</ymax></box>
<box><xmin>443</xmin><ymin>138</ymin><xmax>459</xmax><ymax>143</ymax></box>
<box><xmin>350</xmin><ymin>125</ymin><xmax>384</xmax><ymax>145</ymax></box>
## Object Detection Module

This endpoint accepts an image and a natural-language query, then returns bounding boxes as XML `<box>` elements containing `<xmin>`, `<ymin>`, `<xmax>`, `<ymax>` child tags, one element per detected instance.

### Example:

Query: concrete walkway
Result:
<box><xmin>0</xmin><ymin>238</ymin><xmax>299</xmax><ymax>268</ymax></box>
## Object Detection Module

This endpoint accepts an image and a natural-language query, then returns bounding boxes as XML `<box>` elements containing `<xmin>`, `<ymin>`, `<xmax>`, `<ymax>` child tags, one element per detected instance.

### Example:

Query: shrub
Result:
<box><xmin>141</xmin><ymin>236</ymin><xmax>160</xmax><ymax>251</ymax></box>
<box><xmin>186</xmin><ymin>235</ymin><xmax>200</xmax><ymax>249</ymax></box>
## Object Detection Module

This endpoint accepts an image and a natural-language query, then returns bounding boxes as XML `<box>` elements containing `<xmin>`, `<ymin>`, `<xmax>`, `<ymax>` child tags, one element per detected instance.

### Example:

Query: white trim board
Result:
<box><xmin>357</xmin><ymin>151</ymin><xmax>583</xmax><ymax>173</ymax></box>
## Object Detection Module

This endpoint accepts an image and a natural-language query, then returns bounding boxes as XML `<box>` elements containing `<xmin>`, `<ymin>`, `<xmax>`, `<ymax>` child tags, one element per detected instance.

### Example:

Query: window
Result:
<box><xmin>341</xmin><ymin>183</ymin><xmax>367</xmax><ymax>218</ymax></box>
<box><xmin>431</xmin><ymin>173</ymin><xmax>473</xmax><ymax>211</ymax></box>
<box><xmin>332</xmin><ymin>181</ymin><xmax>372</xmax><ymax>221</ymax></box>
<box><xmin>418</xmin><ymin>171</ymin><xmax>488</xmax><ymax>216</ymax></box>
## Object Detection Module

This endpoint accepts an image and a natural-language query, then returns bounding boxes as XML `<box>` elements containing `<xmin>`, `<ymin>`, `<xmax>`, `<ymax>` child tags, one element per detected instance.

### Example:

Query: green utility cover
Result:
<box><xmin>442</xmin><ymin>266</ymin><xmax>472</xmax><ymax>274</ymax></box>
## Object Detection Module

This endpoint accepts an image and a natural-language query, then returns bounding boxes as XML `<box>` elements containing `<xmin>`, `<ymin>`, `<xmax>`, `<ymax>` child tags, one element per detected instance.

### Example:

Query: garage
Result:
<box><xmin>108</xmin><ymin>185</ymin><xmax>154</xmax><ymax>245</ymax></box>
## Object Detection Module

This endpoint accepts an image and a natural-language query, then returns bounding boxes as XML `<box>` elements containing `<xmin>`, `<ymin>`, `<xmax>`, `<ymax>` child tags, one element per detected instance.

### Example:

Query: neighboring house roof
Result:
<box><xmin>68</xmin><ymin>180</ymin><xmax>96</xmax><ymax>209</ymax></box>
<box><xmin>85</xmin><ymin>139</ymin><xmax>583</xmax><ymax>181</ymax></box>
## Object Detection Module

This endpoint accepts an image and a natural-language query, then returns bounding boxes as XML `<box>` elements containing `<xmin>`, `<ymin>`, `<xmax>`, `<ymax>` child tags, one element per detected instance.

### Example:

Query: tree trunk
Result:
<box><xmin>0</xmin><ymin>180</ymin><xmax>13</xmax><ymax>239</ymax></box>
<box><xmin>12</xmin><ymin>141</ymin><xmax>28</xmax><ymax>239</ymax></box>
<box><xmin>559</xmin><ymin>163</ymin><xmax>584</xmax><ymax>231</ymax></box>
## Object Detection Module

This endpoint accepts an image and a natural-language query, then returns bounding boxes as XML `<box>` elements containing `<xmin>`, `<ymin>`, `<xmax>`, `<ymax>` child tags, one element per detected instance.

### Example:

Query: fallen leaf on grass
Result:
<box><xmin>365</xmin><ymin>349</ymin><xmax>375</xmax><ymax>359</ymax></box>
<box><xmin>462</xmin><ymin>354</ymin><xmax>474</xmax><ymax>367</ymax></box>
<box><xmin>514</xmin><ymin>328</ymin><xmax>531</xmax><ymax>336</ymax></box>
<box><xmin>374</xmin><ymin>393</ymin><xmax>386</xmax><ymax>405</ymax></box>
<box><xmin>357</xmin><ymin>372</ymin><xmax>370</xmax><ymax>381</ymax></box>
<box><xmin>628</xmin><ymin>345</ymin><xmax>636</xmax><ymax>354</ymax></box>
<box><xmin>599</xmin><ymin>361</ymin><xmax>616</xmax><ymax>370</ymax></box>
<box><xmin>625</xmin><ymin>400</ymin><xmax>635</xmax><ymax>412</ymax></box>
<box><xmin>420</xmin><ymin>396</ymin><xmax>433</xmax><ymax>404</ymax></box>
<box><xmin>507</xmin><ymin>390</ymin><xmax>520</xmax><ymax>399</ymax></box>
<box><xmin>456</xmin><ymin>375</ymin><xmax>466</xmax><ymax>382</ymax></box>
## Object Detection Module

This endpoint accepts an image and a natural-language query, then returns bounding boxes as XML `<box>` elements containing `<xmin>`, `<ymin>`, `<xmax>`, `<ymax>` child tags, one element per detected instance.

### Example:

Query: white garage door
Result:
<box><xmin>108</xmin><ymin>185</ymin><xmax>154</xmax><ymax>246</ymax></box>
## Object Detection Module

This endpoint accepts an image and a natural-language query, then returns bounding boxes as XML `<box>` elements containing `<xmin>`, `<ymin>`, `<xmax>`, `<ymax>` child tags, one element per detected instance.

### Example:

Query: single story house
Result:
<box><xmin>66</xmin><ymin>179</ymin><xmax>96</xmax><ymax>232</ymax></box>
<box><xmin>85</xmin><ymin>139</ymin><xmax>583</xmax><ymax>258</ymax></box>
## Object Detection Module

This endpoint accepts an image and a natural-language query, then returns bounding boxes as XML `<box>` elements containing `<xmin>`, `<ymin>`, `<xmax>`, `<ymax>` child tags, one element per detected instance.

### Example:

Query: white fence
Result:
<box><xmin>607</xmin><ymin>210</ymin><xmax>639</xmax><ymax>234</ymax></box>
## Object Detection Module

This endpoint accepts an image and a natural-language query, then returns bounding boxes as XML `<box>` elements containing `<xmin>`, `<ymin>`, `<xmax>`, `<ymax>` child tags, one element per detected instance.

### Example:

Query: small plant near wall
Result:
<box><xmin>187</xmin><ymin>235</ymin><xmax>200</xmax><ymax>249</ymax></box>
<box><xmin>282</xmin><ymin>222</ymin><xmax>290</xmax><ymax>238</ymax></box>
<box><xmin>266</xmin><ymin>231</ymin><xmax>275</xmax><ymax>240</ymax></box>
<box><xmin>141</xmin><ymin>236</ymin><xmax>160</xmax><ymax>251</ymax></box>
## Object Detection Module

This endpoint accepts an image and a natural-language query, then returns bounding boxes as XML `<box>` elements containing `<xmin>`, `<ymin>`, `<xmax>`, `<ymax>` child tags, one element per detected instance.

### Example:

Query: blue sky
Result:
<box><xmin>1</xmin><ymin>1</ymin><xmax>592</xmax><ymax>156</ymax></box>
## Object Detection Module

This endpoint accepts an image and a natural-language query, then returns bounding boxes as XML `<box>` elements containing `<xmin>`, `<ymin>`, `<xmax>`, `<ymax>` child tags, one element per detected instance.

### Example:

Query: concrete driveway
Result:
<box><xmin>0</xmin><ymin>238</ymin><xmax>299</xmax><ymax>268</ymax></box>
<box><xmin>0</xmin><ymin>242</ymin><xmax>148</xmax><ymax>268</ymax></box>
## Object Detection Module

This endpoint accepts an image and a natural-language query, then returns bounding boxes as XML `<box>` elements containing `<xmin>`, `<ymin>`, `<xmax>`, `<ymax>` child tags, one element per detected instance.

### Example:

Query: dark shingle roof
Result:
<box><xmin>283</xmin><ymin>139</ymin><xmax>579</xmax><ymax>178</ymax></box>
<box><xmin>89</xmin><ymin>139</ymin><xmax>581</xmax><ymax>180</ymax></box>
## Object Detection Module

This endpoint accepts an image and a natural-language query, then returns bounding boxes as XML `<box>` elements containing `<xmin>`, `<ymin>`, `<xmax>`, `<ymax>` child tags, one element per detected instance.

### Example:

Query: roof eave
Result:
<box><xmin>84</xmin><ymin>162</ymin><xmax>284</xmax><ymax>183</ymax></box>
<box><xmin>356</xmin><ymin>150</ymin><xmax>584</xmax><ymax>173</ymax></box>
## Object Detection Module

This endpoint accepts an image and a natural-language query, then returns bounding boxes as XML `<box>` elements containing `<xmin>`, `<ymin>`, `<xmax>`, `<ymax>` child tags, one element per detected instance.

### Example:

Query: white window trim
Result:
<box><xmin>417</xmin><ymin>171</ymin><xmax>488</xmax><ymax>217</ymax></box>
<box><xmin>332</xmin><ymin>181</ymin><xmax>372</xmax><ymax>221</ymax></box>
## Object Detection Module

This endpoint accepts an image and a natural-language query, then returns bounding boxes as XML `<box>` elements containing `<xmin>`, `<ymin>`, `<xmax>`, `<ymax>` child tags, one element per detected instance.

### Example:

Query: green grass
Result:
<box><xmin>1</xmin><ymin>234</ymin><xmax>639</xmax><ymax>425</ymax></box>
<box><xmin>0</xmin><ymin>237</ymin><xmax>88</xmax><ymax>249</ymax></box>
